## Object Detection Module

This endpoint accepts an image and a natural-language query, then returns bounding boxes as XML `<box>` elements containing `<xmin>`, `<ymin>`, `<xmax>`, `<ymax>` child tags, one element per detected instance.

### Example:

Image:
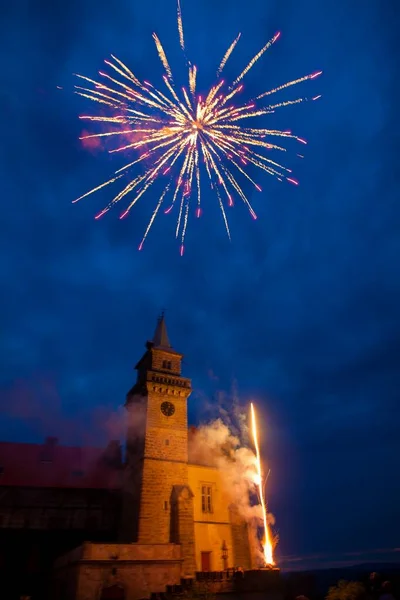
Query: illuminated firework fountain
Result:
<box><xmin>74</xmin><ymin>0</ymin><xmax>322</xmax><ymax>253</ymax></box>
<box><xmin>250</xmin><ymin>402</ymin><xmax>274</xmax><ymax>566</ymax></box>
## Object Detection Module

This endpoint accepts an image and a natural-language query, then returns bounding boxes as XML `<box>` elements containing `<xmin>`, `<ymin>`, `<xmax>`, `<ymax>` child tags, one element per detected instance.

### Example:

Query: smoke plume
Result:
<box><xmin>188</xmin><ymin>409</ymin><xmax>277</xmax><ymax>563</ymax></box>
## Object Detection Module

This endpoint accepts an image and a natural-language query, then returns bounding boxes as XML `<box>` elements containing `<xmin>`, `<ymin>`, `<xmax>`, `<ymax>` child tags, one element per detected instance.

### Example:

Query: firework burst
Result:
<box><xmin>74</xmin><ymin>0</ymin><xmax>322</xmax><ymax>255</ymax></box>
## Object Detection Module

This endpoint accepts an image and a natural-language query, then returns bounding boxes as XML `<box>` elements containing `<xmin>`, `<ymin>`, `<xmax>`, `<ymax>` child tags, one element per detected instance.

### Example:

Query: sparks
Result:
<box><xmin>74</xmin><ymin>1</ymin><xmax>322</xmax><ymax>252</ymax></box>
<box><xmin>250</xmin><ymin>402</ymin><xmax>274</xmax><ymax>566</ymax></box>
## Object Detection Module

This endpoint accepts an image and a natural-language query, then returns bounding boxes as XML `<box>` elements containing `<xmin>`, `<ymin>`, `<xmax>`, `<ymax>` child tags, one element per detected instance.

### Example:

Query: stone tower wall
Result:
<box><xmin>170</xmin><ymin>486</ymin><xmax>196</xmax><ymax>576</ymax></box>
<box><xmin>138</xmin><ymin>460</ymin><xmax>188</xmax><ymax>543</ymax></box>
<box><xmin>122</xmin><ymin>327</ymin><xmax>196</xmax><ymax>574</ymax></box>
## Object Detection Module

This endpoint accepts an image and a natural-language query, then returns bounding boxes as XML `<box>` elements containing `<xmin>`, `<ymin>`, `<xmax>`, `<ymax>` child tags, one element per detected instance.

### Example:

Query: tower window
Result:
<box><xmin>201</xmin><ymin>485</ymin><xmax>213</xmax><ymax>513</ymax></box>
<box><xmin>162</xmin><ymin>360</ymin><xmax>172</xmax><ymax>370</ymax></box>
<box><xmin>164</xmin><ymin>501</ymin><xmax>168</xmax><ymax>511</ymax></box>
<box><xmin>165</xmin><ymin>439</ymin><xmax>169</xmax><ymax>446</ymax></box>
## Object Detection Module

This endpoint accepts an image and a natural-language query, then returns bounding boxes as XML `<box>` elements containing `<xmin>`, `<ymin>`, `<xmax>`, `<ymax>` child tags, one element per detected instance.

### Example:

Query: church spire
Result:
<box><xmin>152</xmin><ymin>312</ymin><xmax>171</xmax><ymax>348</ymax></box>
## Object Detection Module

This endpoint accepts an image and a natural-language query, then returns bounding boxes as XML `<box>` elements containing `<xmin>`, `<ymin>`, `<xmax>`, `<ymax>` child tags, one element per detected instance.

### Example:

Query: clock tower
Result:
<box><xmin>122</xmin><ymin>314</ymin><xmax>195</xmax><ymax>574</ymax></box>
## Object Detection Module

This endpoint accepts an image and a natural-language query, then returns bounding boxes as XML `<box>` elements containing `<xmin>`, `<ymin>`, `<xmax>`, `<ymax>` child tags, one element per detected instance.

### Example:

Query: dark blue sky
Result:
<box><xmin>1</xmin><ymin>0</ymin><xmax>399</xmax><ymax>569</ymax></box>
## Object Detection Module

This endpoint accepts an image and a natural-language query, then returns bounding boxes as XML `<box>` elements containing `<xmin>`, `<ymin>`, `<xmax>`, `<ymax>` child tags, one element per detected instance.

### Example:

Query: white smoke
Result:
<box><xmin>188</xmin><ymin>415</ymin><xmax>275</xmax><ymax>527</ymax></box>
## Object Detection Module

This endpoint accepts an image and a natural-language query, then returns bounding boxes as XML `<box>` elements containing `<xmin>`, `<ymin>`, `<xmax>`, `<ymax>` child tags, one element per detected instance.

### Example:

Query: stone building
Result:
<box><xmin>0</xmin><ymin>315</ymin><xmax>256</xmax><ymax>600</ymax></box>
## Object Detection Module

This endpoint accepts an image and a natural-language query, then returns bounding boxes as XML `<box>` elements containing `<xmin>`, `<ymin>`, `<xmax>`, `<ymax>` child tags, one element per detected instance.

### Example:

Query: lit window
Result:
<box><xmin>201</xmin><ymin>485</ymin><xmax>213</xmax><ymax>513</ymax></box>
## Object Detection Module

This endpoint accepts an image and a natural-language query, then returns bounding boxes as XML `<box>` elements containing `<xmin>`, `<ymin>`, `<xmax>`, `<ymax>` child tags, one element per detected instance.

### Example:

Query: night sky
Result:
<box><xmin>1</xmin><ymin>0</ymin><xmax>399</xmax><ymax>571</ymax></box>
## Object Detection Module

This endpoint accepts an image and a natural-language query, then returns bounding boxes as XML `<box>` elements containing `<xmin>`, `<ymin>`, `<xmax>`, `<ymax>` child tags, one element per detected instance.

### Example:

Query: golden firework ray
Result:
<box><xmin>73</xmin><ymin>0</ymin><xmax>322</xmax><ymax>253</ymax></box>
<box><xmin>217</xmin><ymin>33</ymin><xmax>241</xmax><ymax>77</ymax></box>
<box><xmin>250</xmin><ymin>402</ymin><xmax>274</xmax><ymax>566</ymax></box>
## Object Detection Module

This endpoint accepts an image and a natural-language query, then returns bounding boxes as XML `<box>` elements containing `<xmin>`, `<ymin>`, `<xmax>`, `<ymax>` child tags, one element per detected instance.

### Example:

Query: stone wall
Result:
<box><xmin>170</xmin><ymin>485</ymin><xmax>196</xmax><ymax>576</ymax></box>
<box><xmin>53</xmin><ymin>542</ymin><xmax>182</xmax><ymax>600</ymax></box>
<box><xmin>138</xmin><ymin>460</ymin><xmax>189</xmax><ymax>544</ymax></box>
<box><xmin>150</xmin><ymin>349</ymin><xmax>182</xmax><ymax>375</ymax></box>
<box><xmin>80</xmin><ymin>543</ymin><xmax>180</xmax><ymax>561</ymax></box>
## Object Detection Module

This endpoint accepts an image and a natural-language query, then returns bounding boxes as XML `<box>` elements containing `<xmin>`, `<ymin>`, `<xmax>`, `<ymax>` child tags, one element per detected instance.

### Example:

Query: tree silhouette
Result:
<box><xmin>326</xmin><ymin>580</ymin><xmax>367</xmax><ymax>600</ymax></box>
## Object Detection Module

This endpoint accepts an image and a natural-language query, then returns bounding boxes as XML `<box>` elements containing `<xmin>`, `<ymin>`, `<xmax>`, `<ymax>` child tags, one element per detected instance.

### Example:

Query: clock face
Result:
<box><xmin>161</xmin><ymin>401</ymin><xmax>175</xmax><ymax>417</ymax></box>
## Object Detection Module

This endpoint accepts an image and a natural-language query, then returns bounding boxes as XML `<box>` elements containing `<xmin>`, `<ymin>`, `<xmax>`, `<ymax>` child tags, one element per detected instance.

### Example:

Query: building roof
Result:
<box><xmin>0</xmin><ymin>437</ymin><xmax>122</xmax><ymax>489</ymax></box>
<box><xmin>139</xmin><ymin>313</ymin><xmax>183</xmax><ymax>364</ymax></box>
<box><xmin>152</xmin><ymin>313</ymin><xmax>171</xmax><ymax>349</ymax></box>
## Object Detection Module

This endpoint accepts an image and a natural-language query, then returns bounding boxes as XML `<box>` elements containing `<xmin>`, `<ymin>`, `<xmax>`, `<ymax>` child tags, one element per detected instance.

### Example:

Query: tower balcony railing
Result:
<box><xmin>147</xmin><ymin>373</ymin><xmax>191</xmax><ymax>388</ymax></box>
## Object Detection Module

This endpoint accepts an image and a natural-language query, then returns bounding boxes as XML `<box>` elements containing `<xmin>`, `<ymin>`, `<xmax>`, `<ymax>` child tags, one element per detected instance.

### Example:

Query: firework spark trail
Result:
<box><xmin>250</xmin><ymin>402</ymin><xmax>274</xmax><ymax>566</ymax></box>
<box><xmin>177</xmin><ymin>0</ymin><xmax>185</xmax><ymax>51</ymax></box>
<box><xmin>152</xmin><ymin>33</ymin><xmax>173</xmax><ymax>81</ymax></box>
<box><xmin>189</xmin><ymin>64</ymin><xmax>197</xmax><ymax>98</ymax></box>
<box><xmin>73</xmin><ymin>0</ymin><xmax>322</xmax><ymax>252</ymax></box>
<box><xmin>232</xmin><ymin>31</ymin><xmax>281</xmax><ymax>87</ymax></box>
<box><xmin>256</xmin><ymin>70</ymin><xmax>323</xmax><ymax>99</ymax></box>
<box><xmin>217</xmin><ymin>33</ymin><xmax>241</xmax><ymax>77</ymax></box>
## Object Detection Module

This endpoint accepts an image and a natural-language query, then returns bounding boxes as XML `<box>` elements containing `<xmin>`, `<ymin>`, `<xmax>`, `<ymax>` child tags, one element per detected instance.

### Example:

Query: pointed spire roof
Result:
<box><xmin>152</xmin><ymin>312</ymin><xmax>171</xmax><ymax>348</ymax></box>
